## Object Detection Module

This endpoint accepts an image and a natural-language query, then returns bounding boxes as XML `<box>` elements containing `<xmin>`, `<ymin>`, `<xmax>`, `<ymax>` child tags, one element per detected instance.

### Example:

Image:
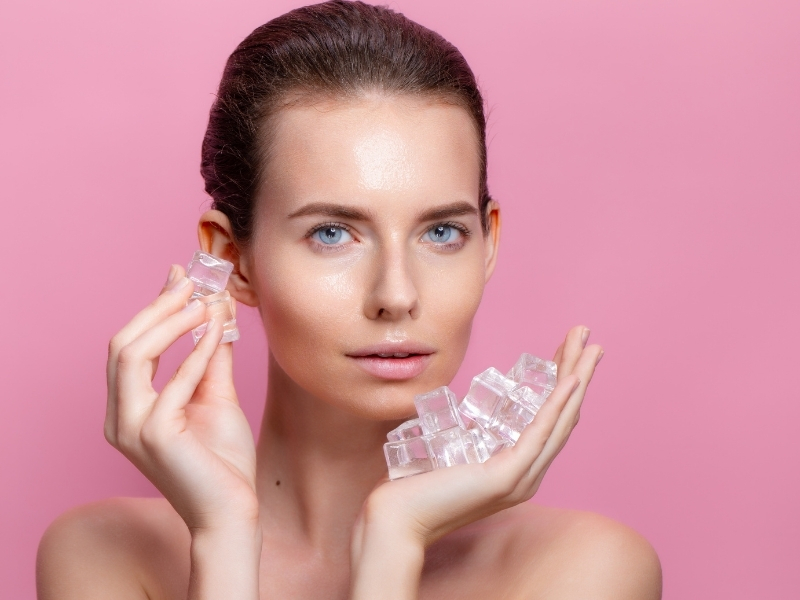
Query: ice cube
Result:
<box><xmin>463</xmin><ymin>428</ymin><xmax>492</xmax><ymax>464</ymax></box>
<box><xmin>424</xmin><ymin>427</ymin><xmax>488</xmax><ymax>468</ymax></box>
<box><xmin>467</xmin><ymin>421</ymin><xmax>507</xmax><ymax>456</ymax></box>
<box><xmin>414</xmin><ymin>386</ymin><xmax>464</xmax><ymax>435</ymax></box>
<box><xmin>489</xmin><ymin>386</ymin><xmax>546</xmax><ymax>445</ymax></box>
<box><xmin>387</xmin><ymin>418</ymin><xmax>424</xmax><ymax>442</ymax></box>
<box><xmin>191</xmin><ymin>290</ymin><xmax>240</xmax><ymax>344</ymax></box>
<box><xmin>458</xmin><ymin>367</ymin><xmax>517</xmax><ymax>427</ymax></box>
<box><xmin>507</xmin><ymin>353</ymin><xmax>557</xmax><ymax>397</ymax></box>
<box><xmin>186</xmin><ymin>251</ymin><xmax>234</xmax><ymax>297</ymax></box>
<box><xmin>384</xmin><ymin>437</ymin><xmax>433</xmax><ymax>480</ymax></box>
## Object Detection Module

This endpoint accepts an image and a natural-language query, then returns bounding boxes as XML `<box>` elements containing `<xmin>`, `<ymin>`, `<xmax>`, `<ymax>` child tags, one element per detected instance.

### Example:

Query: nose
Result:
<box><xmin>363</xmin><ymin>242</ymin><xmax>420</xmax><ymax>321</ymax></box>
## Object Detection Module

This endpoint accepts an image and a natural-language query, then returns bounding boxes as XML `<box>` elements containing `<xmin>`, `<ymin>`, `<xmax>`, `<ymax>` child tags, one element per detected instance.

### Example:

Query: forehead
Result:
<box><xmin>258</xmin><ymin>95</ymin><xmax>481</xmax><ymax>213</ymax></box>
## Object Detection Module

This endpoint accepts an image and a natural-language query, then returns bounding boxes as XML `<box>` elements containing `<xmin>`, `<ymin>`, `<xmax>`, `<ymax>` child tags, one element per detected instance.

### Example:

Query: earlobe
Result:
<box><xmin>483</xmin><ymin>201</ymin><xmax>501</xmax><ymax>282</ymax></box>
<box><xmin>197</xmin><ymin>210</ymin><xmax>260</xmax><ymax>307</ymax></box>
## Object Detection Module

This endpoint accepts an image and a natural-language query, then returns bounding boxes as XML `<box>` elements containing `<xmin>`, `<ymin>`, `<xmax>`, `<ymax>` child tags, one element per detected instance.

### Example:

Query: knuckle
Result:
<box><xmin>108</xmin><ymin>335</ymin><xmax>124</xmax><ymax>359</ymax></box>
<box><xmin>114</xmin><ymin>420</ymin><xmax>139</xmax><ymax>454</ymax></box>
<box><xmin>490</xmin><ymin>470</ymin><xmax>520</xmax><ymax>499</ymax></box>
<box><xmin>170</xmin><ymin>358</ymin><xmax>197</xmax><ymax>384</ymax></box>
<box><xmin>139</xmin><ymin>417</ymin><xmax>165</xmax><ymax>452</ymax></box>
<box><xmin>115</xmin><ymin>430</ymin><xmax>135</xmax><ymax>454</ymax></box>
<box><xmin>116</xmin><ymin>343</ymin><xmax>138</xmax><ymax>366</ymax></box>
<box><xmin>103</xmin><ymin>421</ymin><xmax>117</xmax><ymax>447</ymax></box>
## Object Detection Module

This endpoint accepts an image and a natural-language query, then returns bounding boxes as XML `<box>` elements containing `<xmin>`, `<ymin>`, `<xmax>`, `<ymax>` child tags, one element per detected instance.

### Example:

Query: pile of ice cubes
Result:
<box><xmin>384</xmin><ymin>354</ymin><xmax>557</xmax><ymax>480</ymax></box>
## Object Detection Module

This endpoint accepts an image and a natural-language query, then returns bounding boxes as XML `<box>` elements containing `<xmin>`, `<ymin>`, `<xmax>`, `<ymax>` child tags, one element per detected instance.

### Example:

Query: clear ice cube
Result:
<box><xmin>507</xmin><ymin>353</ymin><xmax>557</xmax><ymax>397</ymax></box>
<box><xmin>187</xmin><ymin>251</ymin><xmax>234</xmax><ymax>297</ymax></box>
<box><xmin>489</xmin><ymin>386</ymin><xmax>545</xmax><ymax>445</ymax></box>
<box><xmin>458</xmin><ymin>368</ymin><xmax>517</xmax><ymax>427</ymax></box>
<box><xmin>424</xmin><ymin>427</ymin><xmax>488</xmax><ymax>468</ymax></box>
<box><xmin>384</xmin><ymin>437</ymin><xmax>433</xmax><ymax>480</ymax></box>
<box><xmin>463</xmin><ymin>428</ymin><xmax>492</xmax><ymax>463</ymax></box>
<box><xmin>387</xmin><ymin>418</ymin><xmax>424</xmax><ymax>442</ymax></box>
<box><xmin>191</xmin><ymin>290</ymin><xmax>240</xmax><ymax>344</ymax></box>
<box><xmin>414</xmin><ymin>386</ymin><xmax>464</xmax><ymax>435</ymax></box>
<box><xmin>467</xmin><ymin>421</ymin><xmax>507</xmax><ymax>456</ymax></box>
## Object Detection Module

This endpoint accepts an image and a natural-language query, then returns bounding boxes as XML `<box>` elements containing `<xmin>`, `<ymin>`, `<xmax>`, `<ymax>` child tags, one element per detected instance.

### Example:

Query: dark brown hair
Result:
<box><xmin>201</xmin><ymin>0</ymin><xmax>490</xmax><ymax>244</ymax></box>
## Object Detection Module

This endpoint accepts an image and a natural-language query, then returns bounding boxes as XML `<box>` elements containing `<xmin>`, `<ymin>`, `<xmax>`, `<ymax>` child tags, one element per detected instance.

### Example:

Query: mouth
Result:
<box><xmin>347</xmin><ymin>343</ymin><xmax>435</xmax><ymax>381</ymax></box>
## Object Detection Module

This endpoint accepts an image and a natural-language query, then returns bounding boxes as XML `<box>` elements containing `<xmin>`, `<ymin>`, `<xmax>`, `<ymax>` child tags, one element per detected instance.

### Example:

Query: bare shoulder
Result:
<box><xmin>513</xmin><ymin>503</ymin><xmax>662</xmax><ymax>599</ymax></box>
<box><xmin>423</xmin><ymin>503</ymin><xmax>661</xmax><ymax>600</ymax></box>
<box><xmin>37</xmin><ymin>497</ymin><xmax>190</xmax><ymax>600</ymax></box>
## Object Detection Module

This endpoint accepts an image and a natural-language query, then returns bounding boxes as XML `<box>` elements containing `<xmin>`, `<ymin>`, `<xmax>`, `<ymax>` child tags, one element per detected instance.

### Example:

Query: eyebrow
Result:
<box><xmin>417</xmin><ymin>201</ymin><xmax>478</xmax><ymax>222</ymax></box>
<box><xmin>287</xmin><ymin>200</ymin><xmax>479</xmax><ymax>223</ymax></box>
<box><xmin>287</xmin><ymin>203</ymin><xmax>374</xmax><ymax>221</ymax></box>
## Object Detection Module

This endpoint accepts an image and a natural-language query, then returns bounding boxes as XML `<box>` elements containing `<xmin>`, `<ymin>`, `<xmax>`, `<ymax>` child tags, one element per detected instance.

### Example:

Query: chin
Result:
<box><xmin>338</xmin><ymin>369</ymin><xmax>456</xmax><ymax>422</ymax></box>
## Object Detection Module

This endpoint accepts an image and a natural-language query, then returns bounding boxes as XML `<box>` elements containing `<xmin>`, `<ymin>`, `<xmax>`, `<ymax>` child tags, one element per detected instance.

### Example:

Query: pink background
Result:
<box><xmin>2</xmin><ymin>0</ymin><xmax>798</xmax><ymax>597</ymax></box>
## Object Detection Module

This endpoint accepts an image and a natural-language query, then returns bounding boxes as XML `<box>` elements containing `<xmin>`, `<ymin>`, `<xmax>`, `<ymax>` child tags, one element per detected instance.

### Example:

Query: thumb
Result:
<box><xmin>200</xmin><ymin>331</ymin><xmax>238</xmax><ymax>402</ymax></box>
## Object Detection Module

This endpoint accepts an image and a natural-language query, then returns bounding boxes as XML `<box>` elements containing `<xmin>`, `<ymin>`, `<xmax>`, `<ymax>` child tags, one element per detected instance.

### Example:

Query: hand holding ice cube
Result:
<box><xmin>104</xmin><ymin>263</ymin><xmax>258</xmax><ymax>533</ymax></box>
<box><xmin>385</xmin><ymin>355</ymin><xmax>555</xmax><ymax>479</ymax></box>
<box><xmin>360</xmin><ymin>326</ymin><xmax>603</xmax><ymax>558</ymax></box>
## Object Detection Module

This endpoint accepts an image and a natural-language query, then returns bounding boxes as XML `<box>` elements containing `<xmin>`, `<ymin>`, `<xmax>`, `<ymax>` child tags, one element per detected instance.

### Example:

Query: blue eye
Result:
<box><xmin>424</xmin><ymin>224</ymin><xmax>462</xmax><ymax>244</ymax></box>
<box><xmin>313</xmin><ymin>226</ymin><xmax>352</xmax><ymax>245</ymax></box>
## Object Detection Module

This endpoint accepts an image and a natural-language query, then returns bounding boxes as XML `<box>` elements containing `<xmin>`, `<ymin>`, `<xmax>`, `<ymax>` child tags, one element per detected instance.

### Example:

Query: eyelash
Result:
<box><xmin>425</xmin><ymin>221</ymin><xmax>471</xmax><ymax>250</ymax></box>
<box><xmin>306</xmin><ymin>222</ymin><xmax>355</xmax><ymax>252</ymax></box>
<box><xmin>304</xmin><ymin>220</ymin><xmax>472</xmax><ymax>251</ymax></box>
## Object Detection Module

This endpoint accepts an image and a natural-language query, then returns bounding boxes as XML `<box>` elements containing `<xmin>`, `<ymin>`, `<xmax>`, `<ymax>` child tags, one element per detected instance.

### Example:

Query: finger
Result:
<box><xmin>552</xmin><ymin>342</ymin><xmax>564</xmax><ymax>367</ymax></box>
<box><xmin>107</xmin><ymin>268</ymin><xmax>194</xmax><ymax>390</ymax></box>
<box><xmin>570</xmin><ymin>342</ymin><xmax>603</xmax><ymax>402</ymax></box>
<box><xmin>195</xmin><ymin>338</ymin><xmax>238</xmax><ymax>404</ymax></box>
<box><xmin>115</xmin><ymin>299</ymin><xmax>208</xmax><ymax>411</ymax></box>
<box><xmin>154</xmin><ymin>317</ymin><xmax>226</xmax><ymax>414</ymax></box>
<box><xmin>106</xmin><ymin>266</ymin><xmax>196</xmax><ymax>448</ymax></box>
<box><xmin>152</xmin><ymin>265</ymin><xmax>186</xmax><ymax>380</ymax></box>
<box><xmin>556</xmin><ymin>325</ymin><xmax>590</xmax><ymax>380</ymax></box>
<box><xmin>500</xmin><ymin>374</ymin><xmax>581</xmax><ymax>479</ymax></box>
<box><xmin>111</xmin><ymin>267</ymin><xmax>193</xmax><ymax>359</ymax></box>
<box><xmin>521</xmin><ymin>344</ymin><xmax>603</xmax><ymax>488</ymax></box>
<box><xmin>160</xmin><ymin>264</ymin><xmax>181</xmax><ymax>294</ymax></box>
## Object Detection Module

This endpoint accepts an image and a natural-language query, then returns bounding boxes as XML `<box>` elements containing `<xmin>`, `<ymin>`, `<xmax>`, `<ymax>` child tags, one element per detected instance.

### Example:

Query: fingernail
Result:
<box><xmin>168</xmin><ymin>277</ymin><xmax>190</xmax><ymax>293</ymax></box>
<box><xmin>164</xmin><ymin>264</ymin><xmax>178</xmax><ymax>287</ymax></box>
<box><xmin>581</xmin><ymin>328</ymin><xmax>590</xmax><ymax>347</ymax></box>
<box><xmin>596</xmin><ymin>350</ymin><xmax>604</xmax><ymax>365</ymax></box>
<box><xmin>183</xmin><ymin>299</ymin><xmax>202</xmax><ymax>312</ymax></box>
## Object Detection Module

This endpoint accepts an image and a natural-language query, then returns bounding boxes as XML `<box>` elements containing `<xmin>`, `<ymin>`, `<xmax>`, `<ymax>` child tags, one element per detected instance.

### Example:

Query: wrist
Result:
<box><xmin>189</xmin><ymin>524</ymin><xmax>262</xmax><ymax>600</ymax></box>
<box><xmin>350</xmin><ymin>518</ymin><xmax>424</xmax><ymax>600</ymax></box>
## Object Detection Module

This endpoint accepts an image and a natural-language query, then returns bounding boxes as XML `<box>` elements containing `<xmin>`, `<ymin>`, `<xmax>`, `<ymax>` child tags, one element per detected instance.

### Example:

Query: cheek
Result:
<box><xmin>252</xmin><ymin>242</ymin><xmax>366</xmax><ymax>382</ymax></box>
<box><xmin>417</xmin><ymin>257</ymin><xmax>486</xmax><ymax>378</ymax></box>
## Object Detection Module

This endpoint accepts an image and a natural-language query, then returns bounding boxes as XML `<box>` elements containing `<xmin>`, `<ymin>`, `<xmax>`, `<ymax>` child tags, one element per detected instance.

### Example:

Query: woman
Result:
<box><xmin>37</xmin><ymin>2</ymin><xmax>661</xmax><ymax>598</ymax></box>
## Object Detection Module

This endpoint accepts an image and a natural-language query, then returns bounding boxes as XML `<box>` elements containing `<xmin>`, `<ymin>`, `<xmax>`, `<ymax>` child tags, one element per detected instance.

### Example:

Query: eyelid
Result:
<box><xmin>424</xmin><ymin>221</ymin><xmax>471</xmax><ymax>237</ymax></box>
<box><xmin>305</xmin><ymin>221</ymin><xmax>354</xmax><ymax>238</ymax></box>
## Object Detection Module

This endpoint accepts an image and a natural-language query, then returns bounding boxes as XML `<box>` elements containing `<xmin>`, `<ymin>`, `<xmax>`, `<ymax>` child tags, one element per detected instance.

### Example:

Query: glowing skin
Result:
<box><xmin>37</xmin><ymin>95</ymin><xmax>661</xmax><ymax>600</ymax></box>
<box><xmin>240</xmin><ymin>96</ymin><xmax>493</xmax><ymax>420</ymax></box>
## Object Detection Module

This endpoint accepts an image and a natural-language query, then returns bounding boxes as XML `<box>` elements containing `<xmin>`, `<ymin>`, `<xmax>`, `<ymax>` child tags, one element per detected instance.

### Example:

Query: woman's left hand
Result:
<box><xmin>350</xmin><ymin>326</ymin><xmax>603</xmax><ymax>599</ymax></box>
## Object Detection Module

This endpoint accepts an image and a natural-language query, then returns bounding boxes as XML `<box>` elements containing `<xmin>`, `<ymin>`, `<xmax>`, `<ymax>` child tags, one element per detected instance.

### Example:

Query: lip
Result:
<box><xmin>347</xmin><ymin>342</ymin><xmax>435</xmax><ymax>381</ymax></box>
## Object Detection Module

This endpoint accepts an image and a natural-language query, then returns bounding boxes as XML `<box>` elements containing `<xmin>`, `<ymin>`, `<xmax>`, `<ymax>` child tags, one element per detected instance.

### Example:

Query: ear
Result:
<box><xmin>483</xmin><ymin>200</ymin><xmax>501</xmax><ymax>282</ymax></box>
<box><xmin>198</xmin><ymin>210</ymin><xmax>259</xmax><ymax>307</ymax></box>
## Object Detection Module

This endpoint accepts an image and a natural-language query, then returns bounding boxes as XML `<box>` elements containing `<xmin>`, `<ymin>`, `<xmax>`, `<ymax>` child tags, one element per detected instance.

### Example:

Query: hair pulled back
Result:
<box><xmin>201</xmin><ymin>0</ymin><xmax>491</xmax><ymax>245</ymax></box>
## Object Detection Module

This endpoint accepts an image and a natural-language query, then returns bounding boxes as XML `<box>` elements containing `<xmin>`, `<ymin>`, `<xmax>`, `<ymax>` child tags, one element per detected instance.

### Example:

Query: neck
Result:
<box><xmin>255</xmin><ymin>352</ymin><xmax>403</xmax><ymax>556</ymax></box>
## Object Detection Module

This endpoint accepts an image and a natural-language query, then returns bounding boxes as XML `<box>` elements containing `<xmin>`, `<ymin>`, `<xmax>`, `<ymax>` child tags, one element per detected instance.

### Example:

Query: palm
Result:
<box><xmin>179</xmin><ymin>343</ymin><xmax>257</xmax><ymax>492</ymax></box>
<box><xmin>144</xmin><ymin>341</ymin><xmax>259</xmax><ymax>525</ymax></box>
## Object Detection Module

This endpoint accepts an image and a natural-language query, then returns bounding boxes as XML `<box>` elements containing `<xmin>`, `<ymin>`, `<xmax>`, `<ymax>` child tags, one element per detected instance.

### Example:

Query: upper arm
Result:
<box><xmin>37</xmin><ymin>499</ymin><xmax>179</xmax><ymax>600</ymax></box>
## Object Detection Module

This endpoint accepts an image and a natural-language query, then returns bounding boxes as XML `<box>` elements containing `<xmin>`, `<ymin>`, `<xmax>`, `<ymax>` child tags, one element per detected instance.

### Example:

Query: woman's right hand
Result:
<box><xmin>105</xmin><ymin>265</ymin><xmax>259</xmax><ymax>533</ymax></box>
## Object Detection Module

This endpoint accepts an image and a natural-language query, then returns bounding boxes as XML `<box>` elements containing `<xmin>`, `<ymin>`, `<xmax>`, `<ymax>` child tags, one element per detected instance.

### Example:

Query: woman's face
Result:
<box><xmin>241</xmin><ymin>94</ymin><xmax>499</xmax><ymax>420</ymax></box>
